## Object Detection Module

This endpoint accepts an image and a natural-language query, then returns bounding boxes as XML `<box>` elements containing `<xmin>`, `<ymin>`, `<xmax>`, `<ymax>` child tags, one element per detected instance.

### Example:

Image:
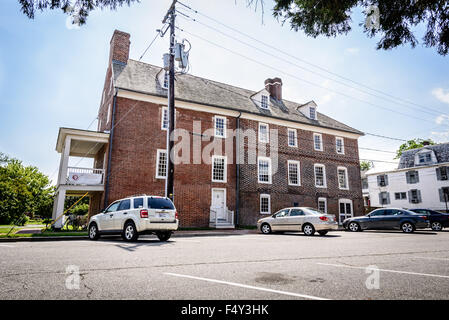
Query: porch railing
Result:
<box><xmin>209</xmin><ymin>206</ymin><xmax>234</xmax><ymax>226</ymax></box>
<box><xmin>66</xmin><ymin>167</ymin><xmax>105</xmax><ymax>185</ymax></box>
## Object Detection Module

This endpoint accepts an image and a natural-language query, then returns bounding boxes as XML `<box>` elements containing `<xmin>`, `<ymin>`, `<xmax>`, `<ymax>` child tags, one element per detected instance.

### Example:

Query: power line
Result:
<box><xmin>177</xmin><ymin>0</ymin><xmax>447</xmax><ymax>118</ymax></box>
<box><xmin>175</xmin><ymin>25</ymin><xmax>443</xmax><ymax>130</ymax></box>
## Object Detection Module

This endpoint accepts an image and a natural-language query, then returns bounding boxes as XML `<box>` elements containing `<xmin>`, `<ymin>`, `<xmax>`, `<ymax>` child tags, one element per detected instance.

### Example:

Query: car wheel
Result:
<box><xmin>348</xmin><ymin>222</ymin><xmax>360</xmax><ymax>232</ymax></box>
<box><xmin>431</xmin><ymin>222</ymin><xmax>443</xmax><ymax>231</ymax></box>
<box><xmin>318</xmin><ymin>231</ymin><xmax>328</xmax><ymax>236</ymax></box>
<box><xmin>261</xmin><ymin>223</ymin><xmax>272</xmax><ymax>234</ymax></box>
<box><xmin>88</xmin><ymin>223</ymin><xmax>99</xmax><ymax>240</ymax></box>
<box><xmin>156</xmin><ymin>231</ymin><xmax>172</xmax><ymax>241</ymax></box>
<box><xmin>123</xmin><ymin>221</ymin><xmax>139</xmax><ymax>241</ymax></box>
<box><xmin>401</xmin><ymin>222</ymin><xmax>415</xmax><ymax>233</ymax></box>
<box><xmin>302</xmin><ymin>224</ymin><xmax>315</xmax><ymax>236</ymax></box>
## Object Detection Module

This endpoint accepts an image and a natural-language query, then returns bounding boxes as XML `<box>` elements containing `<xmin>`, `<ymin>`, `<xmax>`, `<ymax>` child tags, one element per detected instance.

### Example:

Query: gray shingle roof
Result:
<box><xmin>112</xmin><ymin>59</ymin><xmax>363</xmax><ymax>135</ymax></box>
<box><xmin>398</xmin><ymin>143</ymin><xmax>449</xmax><ymax>169</ymax></box>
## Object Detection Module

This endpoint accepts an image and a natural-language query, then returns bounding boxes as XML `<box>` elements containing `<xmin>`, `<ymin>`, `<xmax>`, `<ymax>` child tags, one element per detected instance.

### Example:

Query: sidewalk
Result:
<box><xmin>0</xmin><ymin>228</ymin><xmax>257</xmax><ymax>242</ymax></box>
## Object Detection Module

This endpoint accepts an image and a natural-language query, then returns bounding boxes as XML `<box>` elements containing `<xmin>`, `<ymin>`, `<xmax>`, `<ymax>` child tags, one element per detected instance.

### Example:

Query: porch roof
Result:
<box><xmin>56</xmin><ymin>127</ymin><xmax>110</xmax><ymax>157</ymax></box>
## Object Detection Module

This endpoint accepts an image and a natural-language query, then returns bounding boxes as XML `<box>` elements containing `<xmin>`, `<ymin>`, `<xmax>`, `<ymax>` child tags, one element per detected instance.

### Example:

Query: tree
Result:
<box><xmin>18</xmin><ymin>0</ymin><xmax>139</xmax><ymax>26</ymax></box>
<box><xmin>0</xmin><ymin>152</ymin><xmax>54</xmax><ymax>224</ymax></box>
<box><xmin>395</xmin><ymin>138</ymin><xmax>436</xmax><ymax>159</ymax></box>
<box><xmin>360</xmin><ymin>160</ymin><xmax>372</xmax><ymax>171</ymax></box>
<box><xmin>272</xmin><ymin>0</ymin><xmax>449</xmax><ymax>55</ymax></box>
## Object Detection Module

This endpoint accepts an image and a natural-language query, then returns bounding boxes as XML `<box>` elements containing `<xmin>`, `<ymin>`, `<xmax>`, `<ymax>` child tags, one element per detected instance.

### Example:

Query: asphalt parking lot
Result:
<box><xmin>1</xmin><ymin>229</ymin><xmax>449</xmax><ymax>300</ymax></box>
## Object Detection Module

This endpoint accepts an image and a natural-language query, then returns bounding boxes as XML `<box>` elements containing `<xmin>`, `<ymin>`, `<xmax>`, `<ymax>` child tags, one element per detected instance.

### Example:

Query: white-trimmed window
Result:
<box><xmin>107</xmin><ymin>103</ymin><xmax>112</xmax><ymax>124</ymax></box>
<box><xmin>162</xmin><ymin>71</ymin><xmax>169</xmax><ymax>89</ymax></box>
<box><xmin>318</xmin><ymin>197</ymin><xmax>327</xmax><ymax>213</ymax></box>
<box><xmin>310</xmin><ymin>107</ymin><xmax>316</xmax><ymax>120</ymax></box>
<box><xmin>260</xmin><ymin>194</ymin><xmax>271</xmax><ymax>214</ymax></box>
<box><xmin>287</xmin><ymin>128</ymin><xmax>297</xmax><ymax>147</ymax></box>
<box><xmin>314</xmin><ymin>164</ymin><xmax>326</xmax><ymax>188</ymax></box>
<box><xmin>288</xmin><ymin>160</ymin><xmax>300</xmax><ymax>186</ymax></box>
<box><xmin>156</xmin><ymin>149</ymin><xmax>167</xmax><ymax>179</ymax></box>
<box><xmin>259</xmin><ymin>123</ymin><xmax>269</xmax><ymax>143</ymax></box>
<box><xmin>261</xmin><ymin>95</ymin><xmax>269</xmax><ymax>109</ymax></box>
<box><xmin>212</xmin><ymin>155</ymin><xmax>227</xmax><ymax>183</ymax></box>
<box><xmin>313</xmin><ymin>133</ymin><xmax>323</xmax><ymax>151</ymax></box>
<box><xmin>336</xmin><ymin>137</ymin><xmax>344</xmax><ymax>154</ymax></box>
<box><xmin>258</xmin><ymin>157</ymin><xmax>272</xmax><ymax>184</ymax></box>
<box><xmin>214</xmin><ymin>116</ymin><xmax>226</xmax><ymax>138</ymax></box>
<box><xmin>337</xmin><ymin>167</ymin><xmax>349</xmax><ymax>190</ymax></box>
<box><xmin>161</xmin><ymin>107</ymin><xmax>168</xmax><ymax>130</ymax></box>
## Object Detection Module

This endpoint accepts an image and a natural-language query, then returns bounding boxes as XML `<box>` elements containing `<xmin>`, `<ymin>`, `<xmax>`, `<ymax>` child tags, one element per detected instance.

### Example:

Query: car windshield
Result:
<box><xmin>148</xmin><ymin>197</ymin><xmax>175</xmax><ymax>209</ymax></box>
<box><xmin>304</xmin><ymin>208</ymin><xmax>324</xmax><ymax>215</ymax></box>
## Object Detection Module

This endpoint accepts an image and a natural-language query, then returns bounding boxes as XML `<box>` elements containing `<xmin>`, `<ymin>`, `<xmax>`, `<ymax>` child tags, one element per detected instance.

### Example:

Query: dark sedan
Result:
<box><xmin>343</xmin><ymin>208</ymin><xmax>429</xmax><ymax>233</ymax></box>
<box><xmin>409</xmin><ymin>209</ymin><xmax>449</xmax><ymax>231</ymax></box>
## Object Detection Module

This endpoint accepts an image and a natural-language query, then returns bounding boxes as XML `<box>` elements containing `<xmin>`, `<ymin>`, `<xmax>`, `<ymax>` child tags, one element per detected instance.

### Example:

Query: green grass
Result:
<box><xmin>36</xmin><ymin>231</ymin><xmax>87</xmax><ymax>237</ymax></box>
<box><xmin>0</xmin><ymin>226</ymin><xmax>18</xmax><ymax>234</ymax></box>
<box><xmin>237</xmin><ymin>225</ymin><xmax>257</xmax><ymax>230</ymax></box>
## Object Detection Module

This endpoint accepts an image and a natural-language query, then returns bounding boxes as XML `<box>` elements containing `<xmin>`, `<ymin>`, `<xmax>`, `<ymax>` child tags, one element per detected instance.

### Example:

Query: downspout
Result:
<box><xmin>235</xmin><ymin>111</ymin><xmax>242</xmax><ymax>227</ymax></box>
<box><xmin>103</xmin><ymin>89</ymin><xmax>118</xmax><ymax>209</ymax></box>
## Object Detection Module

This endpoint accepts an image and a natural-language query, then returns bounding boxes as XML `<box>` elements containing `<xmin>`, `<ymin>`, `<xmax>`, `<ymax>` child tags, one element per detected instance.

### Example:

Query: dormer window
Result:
<box><xmin>162</xmin><ymin>71</ymin><xmax>169</xmax><ymax>89</ymax></box>
<box><xmin>261</xmin><ymin>95</ymin><xmax>269</xmax><ymax>109</ymax></box>
<box><xmin>310</xmin><ymin>107</ymin><xmax>316</xmax><ymax>120</ymax></box>
<box><xmin>418</xmin><ymin>152</ymin><xmax>432</xmax><ymax>164</ymax></box>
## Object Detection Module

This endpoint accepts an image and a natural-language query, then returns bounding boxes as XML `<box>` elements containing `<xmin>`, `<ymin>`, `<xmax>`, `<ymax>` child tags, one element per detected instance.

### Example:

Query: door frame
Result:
<box><xmin>211</xmin><ymin>188</ymin><xmax>227</xmax><ymax>220</ymax></box>
<box><xmin>338</xmin><ymin>198</ymin><xmax>353</xmax><ymax>225</ymax></box>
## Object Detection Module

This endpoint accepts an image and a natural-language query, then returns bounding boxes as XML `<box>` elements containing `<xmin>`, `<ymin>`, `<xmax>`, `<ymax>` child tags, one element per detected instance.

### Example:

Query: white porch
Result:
<box><xmin>209</xmin><ymin>206</ymin><xmax>235</xmax><ymax>229</ymax></box>
<box><xmin>52</xmin><ymin>128</ymin><xmax>110</xmax><ymax>229</ymax></box>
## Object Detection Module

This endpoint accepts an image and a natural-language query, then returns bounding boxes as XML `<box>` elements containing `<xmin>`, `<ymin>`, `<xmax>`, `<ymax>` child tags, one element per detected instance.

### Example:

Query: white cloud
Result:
<box><xmin>436</xmin><ymin>114</ymin><xmax>449</xmax><ymax>125</ymax></box>
<box><xmin>431</xmin><ymin>130</ymin><xmax>449</xmax><ymax>143</ymax></box>
<box><xmin>432</xmin><ymin>88</ymin><xmax>449</xmax><ymax>104</ymax></box>
<box><xmin>345</xmin><ymin>47</ymin><xmax>360</xmax><ymax>55</ymax></box>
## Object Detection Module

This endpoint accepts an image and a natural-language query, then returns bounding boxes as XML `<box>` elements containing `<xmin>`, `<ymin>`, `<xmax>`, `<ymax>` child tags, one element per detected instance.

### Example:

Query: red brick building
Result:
<box><xmin>52</xmin><ymin>30</ymin><xmax>364</xmax><ymax>229</ymax></box>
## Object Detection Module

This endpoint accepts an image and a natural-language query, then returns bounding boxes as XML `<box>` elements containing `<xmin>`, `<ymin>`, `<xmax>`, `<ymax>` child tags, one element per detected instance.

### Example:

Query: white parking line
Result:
<box><xmin>317</xmin><ymin>263</ymin><xmax>449</xmax><ymax>279</ymax></box>
<box><xmin>0</xmin><ymin>244</ymin><xmax>14</xmax><ymax>247</ymax></box>
<box><xmin>164</xmin><ymin>272</ymin><xmax>330</xmax><ymax>300</ymax></box>
<box><xmin>412</xmin><ymin>256</ymin><xmax>449</xmax><ymax>261</ymax></box>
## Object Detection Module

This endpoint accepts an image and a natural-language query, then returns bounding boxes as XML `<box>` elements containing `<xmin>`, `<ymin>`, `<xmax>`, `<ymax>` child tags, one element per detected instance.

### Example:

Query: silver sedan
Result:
<box><xmin>257</xmin><ymin>207</ymin><xmax>338</xmax><ymax>236</ymax></box>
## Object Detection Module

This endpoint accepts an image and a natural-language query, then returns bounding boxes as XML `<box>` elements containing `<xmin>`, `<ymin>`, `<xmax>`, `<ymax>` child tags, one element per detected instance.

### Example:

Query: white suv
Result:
<box><xmin>88</xmin><ymin>195</ymin><xmax>178</xmax><ymax>242</ymax></box>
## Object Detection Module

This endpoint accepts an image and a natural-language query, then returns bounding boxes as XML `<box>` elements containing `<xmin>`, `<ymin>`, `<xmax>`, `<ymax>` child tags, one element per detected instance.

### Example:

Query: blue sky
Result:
<box><xmin>1</xmin><ymin>0</ymin><xmax>449</xmax><ymax>182</ymax></box>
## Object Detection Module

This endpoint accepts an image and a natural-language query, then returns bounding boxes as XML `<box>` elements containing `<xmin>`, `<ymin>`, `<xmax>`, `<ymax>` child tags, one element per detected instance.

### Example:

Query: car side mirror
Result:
<box><xmin>367</xmin><ymin>214</ymin><xmax>371</xmax><ymax>217</ymax></box>
<box><xmin>272</xmin><ymin>215</ymin><xmax>276</xmax><ymax>219</ymax></box>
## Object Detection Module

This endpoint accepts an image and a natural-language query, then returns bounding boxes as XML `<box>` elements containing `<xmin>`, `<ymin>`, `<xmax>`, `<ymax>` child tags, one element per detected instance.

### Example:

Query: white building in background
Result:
<box><xmin>366</xmin><ymin>143</ymin><xmax>449</xmax><ymax>212</ymax></box>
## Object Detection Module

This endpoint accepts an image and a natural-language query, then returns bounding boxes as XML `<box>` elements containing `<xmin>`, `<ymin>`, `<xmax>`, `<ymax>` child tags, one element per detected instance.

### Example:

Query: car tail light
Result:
<box><xmin>175</xmin><ymin>211</ymin><xmax>179</xmax><ymax>219</ymax></box>
<box><xmin>420</xmin><ymin>215</ymin><xmax>427</xmax><ymax>220</ymax></box>
<box><xmin>140</xmin><ymin>209</ymin><xmax>148</xmax><ymax>218</ymax></box>
<box><xmin>319</xmin><ymin>216</ymin><xmax>328</xmax><ymax>221</ymax></box>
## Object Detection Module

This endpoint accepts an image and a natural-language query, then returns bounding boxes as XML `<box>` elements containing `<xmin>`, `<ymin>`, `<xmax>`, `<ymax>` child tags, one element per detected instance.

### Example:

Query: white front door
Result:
<box><xmin>212</xmin><ymin>189</ymin><xmax>226</xmax><ymax>220</ymax></box>
<box><xmin>338</xmin><ymin>199</ymin><xmax>353</xmax><ymax>225</ymax></box>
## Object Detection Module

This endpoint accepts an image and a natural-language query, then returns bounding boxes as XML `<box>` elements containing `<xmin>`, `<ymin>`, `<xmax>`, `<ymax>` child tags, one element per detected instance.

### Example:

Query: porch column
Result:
<box><xmin>52</xmin><ymin>188</ymin><xmax>66</xmax><ymax>229</ymax></box>
<box><xmin>59</xmin><ymin>135</ymin><xmax>72</xmax><ymax>185</ymax></box>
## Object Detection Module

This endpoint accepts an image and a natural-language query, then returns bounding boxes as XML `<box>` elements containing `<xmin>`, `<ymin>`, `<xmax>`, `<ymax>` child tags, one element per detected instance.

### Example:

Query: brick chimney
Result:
<box><xmin>264</xmin><ymin>77</ymin><xmax>283</xmax><ymax>100</ymax></box>
<box><xmin>109</xmin><ymin>30</ymin><xmax>130</xmax><ymax>65</ymax></box>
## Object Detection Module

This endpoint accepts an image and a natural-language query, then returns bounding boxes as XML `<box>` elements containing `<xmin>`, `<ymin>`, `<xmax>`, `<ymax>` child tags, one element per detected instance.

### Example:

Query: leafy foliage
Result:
<box><xmin>272</xmin><ymin>0</ymin><xmax>449</xmax><ymax>55</ymax></box>
<box><xmin>0</xmin><ymin>152</ymin><xmax>54</xmax><ymax>224</ymax></box>
<box><xmin>360</xmin><ymin>160</ymin><xmax>372</xmax><ymax>171</ymax></box>
<box><xmin>18</xmin><ymin>0</ymin><xmax>139</xmax><ymax>26</ymax></box>
<box><xmin>395</xmin><ymin>138</ymin><xmax>436</xmax><ymax>159</ymax></box>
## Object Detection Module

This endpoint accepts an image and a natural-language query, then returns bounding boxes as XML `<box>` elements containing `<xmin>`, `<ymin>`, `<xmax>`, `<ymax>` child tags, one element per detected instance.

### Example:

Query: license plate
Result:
<box><xmin>159</xmin><ymin>212</ymin><xmax>170</xmax><ymax>218</ymax></box>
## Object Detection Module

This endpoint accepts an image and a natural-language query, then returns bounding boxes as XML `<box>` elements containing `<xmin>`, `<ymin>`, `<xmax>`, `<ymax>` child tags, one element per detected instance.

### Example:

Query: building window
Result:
<box><xmin>379</xmin><ymin>192</ymin><xmax>390</xmax><ymax>205</ymax></box>
<box><xmin>314</xmin><ymin>164</ymin><xmax>326</xmax><ymax>188</ymax></box>
<box><xmin>418</xmin><ymin>152</ymin><xmax>432</xmax><ymax>164</ymax></box>
<box><xmin>259</xmin><ymin>123</ymin><xmax>269</xmax><ymax>143</ymax></box>
<box><xmin>409</xmin><ymin>189</ymin><xmax>422</xmax><ymax>203</ymax></box>
<box><xmin>258</xmin><ymin>157</ymin><xmax>272</xmax><ymax>184</ymax></box>
<box><xmin>406</xmin><ymin>171</ymin><xmax>419</xmax><ymax>184</ymax></box>
<box><xmin>162</xmin><ymin>71</ymin><xmax>169</xmax><ymax>89</ymax></box>
<box><xmin>287</xmin><ymin>128</ymin><xmax>297</xmax><ymax>147</ymax></box>
<box><xmin>337</xmin><ymin>167</ymin><xmax>349</xmax><ymax>190</ymax></box>
<box><xmin>318</xmin><ymin>197</ymin><xmax>327</xmax><ymax>213</ymax></box>
<box><xmin>310</xmin><ymin>107</ymin><xmax>316</xmax><ymax>120</ymax></box>
<box><xmin>161</xmin><ymin>107</ymin><xmax>168</xmax><ymax>130</ymax></box>
<box><xmin>437</xmin><ymin>167</ymin><xmax>448</xmax><ymax>181</ymax></box>
<box><xmin>440</xmin><ymin>187</ymin><xmax>449</xmax><ymax>203</ymax></box>
<box><xmin>313</xmin><ymin>133</ymin><xmax>323</xmax><ymax>151</ymax></box>
<box><xmin>395</xmin><ymin>192</ymin><xmax>407</xmax><ymax>200</ymax></box>
<box><xmin>156</xmin><ymin>149</ymin><xmax>167</xmax><ymax>179</ymax></box>
<box><xmin>260</xmin><ymin>194</ymin><xmax>271</xmax><ymax>214</ymax></box>
<box><xmin>336</xmin><ymin>137</ymin><xmax>344</xmax><ymax>154</ymax></box>
<box><xmin>288</xmin><ymin>160</ymin><xmax>300</xmax><ymax>186</ymax></box>
<box><xmin>362</xmin><ymin>178</ymin><xmax>368</xmax><ymax>190</ymax></box>
<box><xmin>261</xmin><ymin>95</ymin><xmax>269</xmax><ymax>109</ymax></box>
<box><xmin>377</xmin><ymin>174</ymin><xmax>388</xmax><ymax>187</ymax></box>
<box><xmin>212</xmin><ymin>155</ymin><xmax>227</xmax><ymax>183</ymax></box>
<box><xmin>214</xmin><ymin>116</ymin><xmax>226</xmax><ymax>138</ymax></box>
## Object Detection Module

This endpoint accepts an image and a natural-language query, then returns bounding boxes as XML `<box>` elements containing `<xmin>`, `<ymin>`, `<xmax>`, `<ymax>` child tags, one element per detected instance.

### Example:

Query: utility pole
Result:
<box><xmin>163</xmin><ymin>0</ymin><xmax>177</xmax><ymax>201</ymax></box>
